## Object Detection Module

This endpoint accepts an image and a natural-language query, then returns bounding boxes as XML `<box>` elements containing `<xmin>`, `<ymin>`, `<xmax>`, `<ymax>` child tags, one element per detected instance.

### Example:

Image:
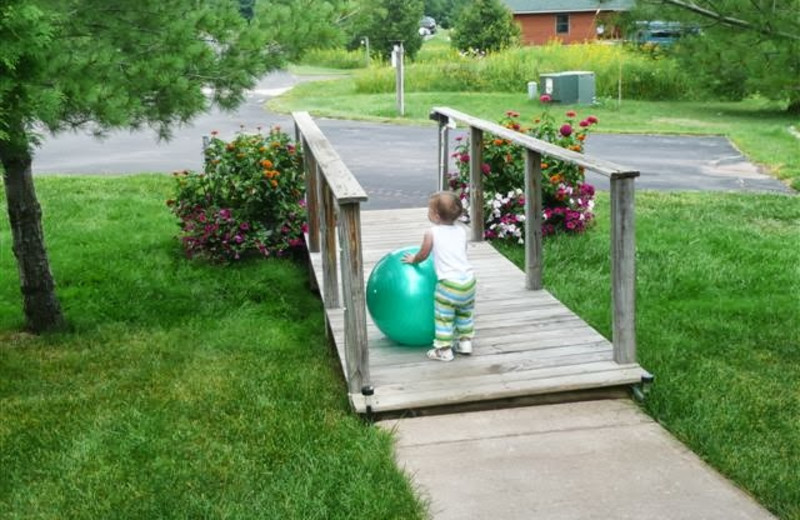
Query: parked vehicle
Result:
<box><xmin>420</xmin><ymin>16</ymin><xmax>437</xmax><ymax>35</ymax></box>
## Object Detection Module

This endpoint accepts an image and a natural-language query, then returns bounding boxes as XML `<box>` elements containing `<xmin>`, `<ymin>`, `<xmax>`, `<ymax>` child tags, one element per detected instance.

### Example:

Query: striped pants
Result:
<box><xmin>434</xmin><ymin>277</ymin><xmax>477</xmax><ymax>349</ymax></box>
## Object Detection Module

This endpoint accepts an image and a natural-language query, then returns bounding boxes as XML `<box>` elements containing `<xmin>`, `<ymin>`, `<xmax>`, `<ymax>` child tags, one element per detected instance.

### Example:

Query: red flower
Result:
<box><xmin>587</xmin><ymin>115</ymin><xmax>599</xmax><ymax>124</ymax></box>
<box><xmin>579</xmin><ymin>120</ymin><xmax>589</xmax><ymax>127</ymax></box>
<box><xmin>539</xmin><ymin>94</ymin><xmax>552</xmax><ymax>103</ymax></box>
<box><xmin>566</xmin><ymin>111</ymin><xmax>577</xmax><ymax>118</ymax></box>
<box><xmin>559</xmin><ymin>124</ymin><xmax>573</xmax><ymax>137</ymax></box>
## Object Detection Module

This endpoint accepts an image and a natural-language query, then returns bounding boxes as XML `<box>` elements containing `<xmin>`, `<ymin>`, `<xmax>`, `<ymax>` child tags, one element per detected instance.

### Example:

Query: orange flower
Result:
<box><xmin>577</xmin><ymin>134</ymin><xmax>586</xmax><ymax>141</ymax></box>
<box><xmin>493</xmin><ymin>139</ymin><xmax>505</xmax><ymax>146</ymax></box>
<box><xmin>260</xmin><ymin>159</ymin><xmax>273</xmax><ymax>168</ymax></box>
<box><xmin>226</xmin><ymin>143</ymin><xmax>235</xmax><ymax>151</ymax></box>
<box><xmin>271</xmin><ymin>180</ymin><xmax>278</xmax><ymax>188</ymax></box>
<box><xmin>541</xmin><ymin>163</ymin><xmax>549</xmax><ymax>169</ymax></box>
<box><xmin>271</xmin><ymin>142</ymin><xmax>281</xmax><ymax>148</ymax></box>
<box><xmin>569</xmin><ymin>145</ymin><xmax>581</xmax><ymax>152</ymax></box>
<box><xmin>550</xmin><ymin>174</ymin><xmax>564</xmax><ymax>184</ymax></box>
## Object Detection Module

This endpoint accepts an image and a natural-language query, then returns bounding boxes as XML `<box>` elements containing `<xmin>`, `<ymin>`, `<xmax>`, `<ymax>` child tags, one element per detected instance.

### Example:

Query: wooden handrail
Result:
<box><xmin>293</xmin><ymin>111</ymin><xmax>369</xmax><ymax>204</ymax></box>
<box><xmin>293</xmin><ymin>111</ymin><xmax>370</xmax><ymax>394</ymax></box>
<box><xmin>432</xmin><ymin>106</ymin><xmax>640</xmax><ymax>179</ymax></box>
<box><xmin>431</xmin><ymin>106</ymin><xmax>638</xmax><ymax>365</ymax></box>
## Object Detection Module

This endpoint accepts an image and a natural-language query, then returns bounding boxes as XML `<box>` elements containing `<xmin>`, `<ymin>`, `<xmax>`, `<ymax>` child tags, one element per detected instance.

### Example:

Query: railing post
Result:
<box><xmin>469</xmin><ymin>127</ymin><xmax>484</xmax><ymax>241</ymax></box>
<box><xmin>524</xmin><ymin>150</ymin><xmax>543</xmax><ymax>290</ymax></box>
<box><xmin>319</xmin><ymin>178</ymin><xmax>339</xmax><ymax>308</ymax></box>
<box><xmin>438</xmin><ymin>120</ymin><xmax>449</xmax><ymax>191</ymax></box>
<box><xmin>303</xmin><ymin>138</ymin><xmax>320</xmax><ymax>253</ymax></box>
<box><xmin>338</xmin><ymin>203</ymin><xmax>370</xmax><ymax>393</ymax></box>
<box><xmin>611</xmin><ymin>175</ymin><xmax>637</xmax><ymax>364</ymax></box>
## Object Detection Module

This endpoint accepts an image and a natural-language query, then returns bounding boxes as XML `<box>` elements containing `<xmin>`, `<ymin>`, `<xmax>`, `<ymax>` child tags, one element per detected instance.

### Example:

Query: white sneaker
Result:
<box><xmin>455</xmin><ymin>339</ymin><xmax>472</xmax><ymax>355</ymax></box>
<box><xmin>427</xmin><ymin>347</ymin><xmax>454</xmax><ymax>362</ymax></box>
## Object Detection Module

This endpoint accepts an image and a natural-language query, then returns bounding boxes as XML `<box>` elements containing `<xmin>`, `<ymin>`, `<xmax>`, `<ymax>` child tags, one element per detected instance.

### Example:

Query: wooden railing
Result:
<box><xmin>430</xmin><ymin>107</ymin><xmax>639</xmax><ymax>364</ymax></box>
<box><xmin>293</xmin><ymin>112</ymin><xmax>370</xmax><ymax>393</ymax></box>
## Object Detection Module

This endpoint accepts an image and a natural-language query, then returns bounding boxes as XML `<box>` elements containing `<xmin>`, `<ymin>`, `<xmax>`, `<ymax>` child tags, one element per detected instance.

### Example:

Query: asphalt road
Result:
<box><xmin>33</xmin><ymin>71</ymin><xmax>793</xmax><ymax>210</ymax></box>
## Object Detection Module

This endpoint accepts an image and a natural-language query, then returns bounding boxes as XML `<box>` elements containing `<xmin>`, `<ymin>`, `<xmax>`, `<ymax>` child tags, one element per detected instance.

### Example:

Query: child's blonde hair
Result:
<box><xmin>430</xmin><ymin>191</ymin><xmax>463</xmax><ymax>225</ymax></box>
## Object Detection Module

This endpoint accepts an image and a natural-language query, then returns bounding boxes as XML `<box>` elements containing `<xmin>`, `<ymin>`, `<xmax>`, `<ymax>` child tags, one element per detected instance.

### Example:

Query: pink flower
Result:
<box><xmin>587</xmin><ymin>115</ymin><xmax>598</xmax><ymax>124</ymax></box>
<box><xmin>539</xmin><ymin>94</ymin><xmax>552</xmax><ymax>103</ymax></box>
<box><xmin>240</xmin><ymin>222</ymin><xmax>250</xmax><ymax>231</ymax></box>
<box><xmin>481</xmin><ymin>163</ymin><xmax>491</xmax><ymax>175</ymax></box>
<box><xmin>559</xmin><ymin>124</ymin><xmax>573</xmax><ymax>137</ymax></box>
<box><xmin>579</xmin><ymin>120</ymin><xmax>589</xmax><ymax>127</ymax></box>
<box><xmin>234</xmin><ymin>234</ymin><xmax>244</xmax><ymax>243</ymax></box>
<box><xmin>566</xmin><ymin>110</ymin><xmax>577</xmax><ymax>118</ymax></box>
<box><xmin>219</xmin><ymin>209</ymin><xmax>231</xmax><ymax>220</ymax></box>
<box><xmin>460</xmin><ymin>154</ymin><xmax>470</xmax><ymax>163</ymax></box>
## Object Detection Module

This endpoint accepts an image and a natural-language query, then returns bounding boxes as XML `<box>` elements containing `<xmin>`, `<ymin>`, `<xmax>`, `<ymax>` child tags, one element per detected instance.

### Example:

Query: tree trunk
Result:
<box><xmin>788</xmin><ymin>96</ymin><xmax>800</xmax><ymax>115</ymax></box>
<box><xmin>1</xmin><ymin>142</ymin><xmax>65</xmax><ymax>333</ymax></box>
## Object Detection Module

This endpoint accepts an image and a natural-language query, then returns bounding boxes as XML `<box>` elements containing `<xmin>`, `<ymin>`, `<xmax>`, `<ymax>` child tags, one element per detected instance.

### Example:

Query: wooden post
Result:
<box><xmin>438</xmin><ymin>120</ymin><xmax>449</xmax><ymax>191</ymax></box>
<box><xmin>338</xmin><ymin>203</ymin><xmax>370</xmax><ymax>393</ymax></box>
<box><xmin>303</xmin><ymin>138</ymin><xmax>320</xmax><ymax>253</ymax></box>
<box><xmin>469</xmin><ymin>127</ymin><xmax>484</xmax><ymax>241</ymax></box>
<box><xmin>524</xmin><ymin>150</ymin><xmax>543</xmax><ymax>290</ymax></box>
<box><xmin>611</xmin><ymin>175</ymin><xmax>636</xmax><ymax>363</ymax></box>
<box><xmin>395</xmin><ymin>42</ymin><xmax>405</xmax><ymax>116</ymax></box>
<box><xmin>319</xmin><ymin>178</ymin><xmax>339</xmax><ymax>308</ymax></box>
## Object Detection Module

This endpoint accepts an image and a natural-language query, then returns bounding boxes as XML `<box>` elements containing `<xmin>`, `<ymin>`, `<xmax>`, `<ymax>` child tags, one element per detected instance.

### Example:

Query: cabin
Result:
<box><xmin>503</xmin><ymin>0</ymin><xmax>635</xmax><ymax>45</ymax></box>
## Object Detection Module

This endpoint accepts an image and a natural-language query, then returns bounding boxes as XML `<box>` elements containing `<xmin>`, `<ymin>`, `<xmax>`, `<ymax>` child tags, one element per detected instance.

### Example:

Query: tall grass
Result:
<box><xmin>300</xmin><ymin>48</ymin><xmax>370</xmax><ymax>70</ymax></box>
<box><xmin>354</xmin><ymin>43</ymin><xmax>694</xmax><ymax>101</ymax></box>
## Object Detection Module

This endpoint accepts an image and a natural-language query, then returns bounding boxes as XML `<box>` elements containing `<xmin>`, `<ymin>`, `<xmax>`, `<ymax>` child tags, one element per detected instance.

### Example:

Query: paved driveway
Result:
<box><xmin>32</xmin><ymin>72</ymin><xmax>793</xmax><ymax>210</ymax></box>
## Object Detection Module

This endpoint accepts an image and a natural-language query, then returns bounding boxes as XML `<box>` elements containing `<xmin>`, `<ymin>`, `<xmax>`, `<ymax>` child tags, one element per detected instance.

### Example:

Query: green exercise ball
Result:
<box><xmin>366</xmin><ymin>246</ymin><xmax>437</xmax><ymax>346</ymax></box>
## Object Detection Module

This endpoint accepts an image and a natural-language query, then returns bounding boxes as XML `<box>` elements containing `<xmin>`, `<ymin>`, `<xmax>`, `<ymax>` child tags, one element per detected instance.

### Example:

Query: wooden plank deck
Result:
<box><xmin>308</xmin><ymin>207</ymin><xmax>648</xmax><ymax>415</ymax></box>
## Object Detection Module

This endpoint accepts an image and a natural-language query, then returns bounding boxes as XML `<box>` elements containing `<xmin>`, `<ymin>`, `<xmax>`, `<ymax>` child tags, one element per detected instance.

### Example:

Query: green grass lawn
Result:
<box><xmin>2</xmin><ymin>176</ymin><xmax>798</xmax><ymax>518</ymax></box>
<box><xmin>269</xmin><ymin>78</ymin><xmax>800</xmax><ymax>191</ymax></box>
<box><xmin>0</xmin><ymin>176</ymin><xmax>426</xmax><ymax>520</ymax></box>
<box><xmin>495</xmin><ymin>190</ymin><xmax>800</xmax><ymax>519</ymax></box>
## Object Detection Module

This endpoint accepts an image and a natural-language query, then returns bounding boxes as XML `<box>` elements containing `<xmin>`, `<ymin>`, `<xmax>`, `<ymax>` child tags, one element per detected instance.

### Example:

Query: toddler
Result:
<box><xmin>403</xmin><ymin>191</ymin><xmax>476</xmax><ymax>362</ymax></box>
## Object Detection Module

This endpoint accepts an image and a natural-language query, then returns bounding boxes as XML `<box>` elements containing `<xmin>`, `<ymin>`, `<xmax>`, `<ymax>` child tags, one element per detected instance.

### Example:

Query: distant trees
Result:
<box><xmin>423</xmin><ymin>0</ymin><xmax>469</xmax><ymax>28</ymax></box>
<box><xmin>450</xmin><ymin>0</ymin><xmax>520</xmax><ymax>53</ymax></box>
<box><xmin>346</xmin><ymin>0</ymin><xmax>424</xmax><ymax>59</ymax></box>
<box><xmin>631</xmin><ymin>0</ymin><xmax>800</xmax><ymax>113</ymax></box>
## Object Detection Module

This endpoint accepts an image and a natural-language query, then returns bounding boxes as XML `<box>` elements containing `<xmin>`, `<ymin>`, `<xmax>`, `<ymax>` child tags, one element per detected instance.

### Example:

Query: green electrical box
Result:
<box><xmin>539</xmin><ymin>71</ymin><xmax>595</xmax><ymax>105</ymax></box>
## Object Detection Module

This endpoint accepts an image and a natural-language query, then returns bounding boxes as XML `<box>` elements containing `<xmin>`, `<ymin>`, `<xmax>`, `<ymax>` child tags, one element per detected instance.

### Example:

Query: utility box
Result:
<box><xmin>539</xmin><ymin>71</ymin><xmax>595</xmax><ymax>105</ymax></box>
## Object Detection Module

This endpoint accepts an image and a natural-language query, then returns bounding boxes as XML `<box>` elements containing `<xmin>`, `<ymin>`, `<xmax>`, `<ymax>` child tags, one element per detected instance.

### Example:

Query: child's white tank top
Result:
<box><xmin>430</xmin><ymin>224</ymin><xmax>474</xmax><ymax>282</ymax></box>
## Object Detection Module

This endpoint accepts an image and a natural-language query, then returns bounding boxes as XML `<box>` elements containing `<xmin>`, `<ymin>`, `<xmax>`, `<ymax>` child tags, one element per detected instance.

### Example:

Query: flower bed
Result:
<box><xmin>449</xmin><ymin>103</ymin><xmax>598</xmax><ymax>242</ymax></box>
<box><xmin>168</xmin><ymin>127</ymin><xmax>306</xmax><ymax>261</ymax></box>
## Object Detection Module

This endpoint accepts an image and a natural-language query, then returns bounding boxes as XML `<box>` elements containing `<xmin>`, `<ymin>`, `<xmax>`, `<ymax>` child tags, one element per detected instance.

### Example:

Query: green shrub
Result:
<box><xmin>168</xmin><ymin>128</ymin><xmax>306</xmax><ymax>261</ymax></box>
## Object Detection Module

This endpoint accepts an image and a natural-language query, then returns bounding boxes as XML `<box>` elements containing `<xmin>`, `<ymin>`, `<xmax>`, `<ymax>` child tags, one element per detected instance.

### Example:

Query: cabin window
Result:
<box><xmin>556</xmin><ymin>14</ymin><xmax>569</xmax><ymax>34</ymax></box>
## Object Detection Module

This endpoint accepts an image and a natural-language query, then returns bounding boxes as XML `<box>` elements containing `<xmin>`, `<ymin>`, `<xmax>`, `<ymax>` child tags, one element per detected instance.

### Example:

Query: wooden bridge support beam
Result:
<box><xmin>469</xmin><ymin>127</ymin><xmax>484</xmax><ymax>242</ymax></box>
<box><xmin>611</xmin><ymin>175</ymin><xmax>637</xmax><ymax>364</ymax></box>
<box><xmin>524</xmin><ymin>150</ymin><xmax>543</xmax><ymax>290</ymax></box>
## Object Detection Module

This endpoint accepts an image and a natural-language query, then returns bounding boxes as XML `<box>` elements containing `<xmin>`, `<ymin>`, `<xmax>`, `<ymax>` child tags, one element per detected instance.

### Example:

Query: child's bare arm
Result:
<box><xmin>402</xmin><ymin>231</ymin><xmax>433</xmax><ymax>264</ymax></box>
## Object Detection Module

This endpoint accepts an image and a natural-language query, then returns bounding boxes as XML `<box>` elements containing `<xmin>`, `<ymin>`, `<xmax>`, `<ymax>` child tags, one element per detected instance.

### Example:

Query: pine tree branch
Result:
<box><xmin>657</xmin><ymin>0</ymin><xmax>800</xmax><ymax>40</ymax></box>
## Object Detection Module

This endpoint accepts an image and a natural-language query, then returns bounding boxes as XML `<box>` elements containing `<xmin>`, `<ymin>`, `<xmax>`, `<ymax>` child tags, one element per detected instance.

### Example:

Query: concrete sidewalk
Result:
<box><xmin>379</xmin><ymin>399</ymin><xmax>776</xmax><ymax>520</ymax></box>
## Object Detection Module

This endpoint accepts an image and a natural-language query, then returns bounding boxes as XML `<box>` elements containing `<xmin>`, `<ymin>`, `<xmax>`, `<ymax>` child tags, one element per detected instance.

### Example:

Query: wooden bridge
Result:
<box><xmin>293</xmin><ymin>108</ymin><xmax>650</xmax><ymax>417</ymax></box>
